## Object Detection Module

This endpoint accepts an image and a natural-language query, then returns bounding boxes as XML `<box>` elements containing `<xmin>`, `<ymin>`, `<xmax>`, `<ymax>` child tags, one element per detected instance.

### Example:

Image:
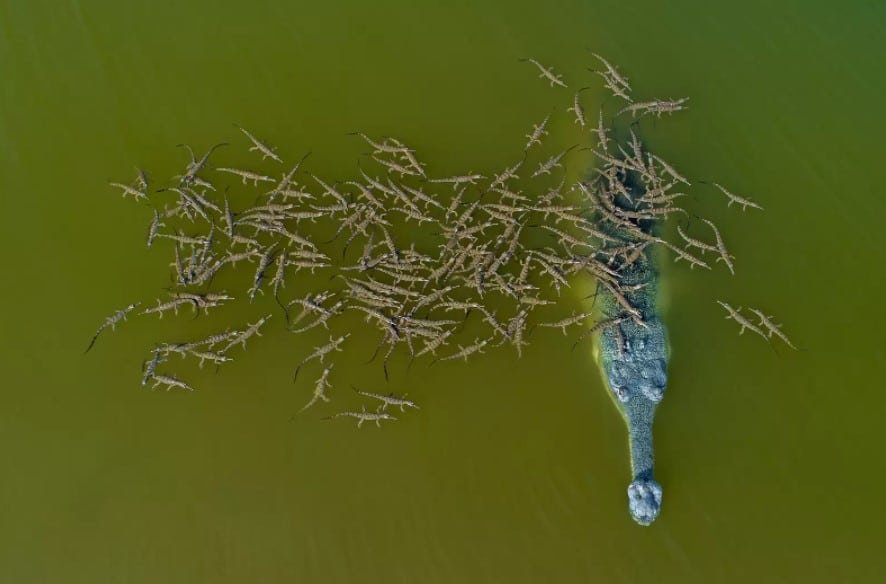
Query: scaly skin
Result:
<box><xmin>594</xmin><ymin>229</ymin><xmax>668</xmax><ymax>526</ymax></box>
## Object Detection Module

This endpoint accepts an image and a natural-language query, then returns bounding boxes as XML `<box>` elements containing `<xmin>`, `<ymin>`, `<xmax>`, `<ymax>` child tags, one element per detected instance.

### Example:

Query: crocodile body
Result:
<box><xmin>594</xmin><ymin>228</ymin><xmax>668</xmax><ymax>526</ymax></box>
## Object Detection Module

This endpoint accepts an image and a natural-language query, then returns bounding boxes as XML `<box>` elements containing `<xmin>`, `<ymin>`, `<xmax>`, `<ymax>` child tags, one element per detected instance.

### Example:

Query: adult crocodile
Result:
<box><xmin>588</xmin><ymin>183</ymin><xmax>669</xmax><ymax>526</ymax></box>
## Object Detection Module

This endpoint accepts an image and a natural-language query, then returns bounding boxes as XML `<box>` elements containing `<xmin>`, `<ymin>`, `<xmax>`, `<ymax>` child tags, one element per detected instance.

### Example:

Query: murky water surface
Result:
<box><xmin>1</xmin><ymin>1</ymin><xmax>884</xmax><ymax>581</ymax></box>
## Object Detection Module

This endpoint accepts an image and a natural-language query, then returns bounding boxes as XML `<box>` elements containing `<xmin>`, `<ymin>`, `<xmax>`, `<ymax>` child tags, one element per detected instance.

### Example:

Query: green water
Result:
<box><xmin>1</xmin><ymin>1</ymin><xmax>884</xmax><ymax>581</ymax></box>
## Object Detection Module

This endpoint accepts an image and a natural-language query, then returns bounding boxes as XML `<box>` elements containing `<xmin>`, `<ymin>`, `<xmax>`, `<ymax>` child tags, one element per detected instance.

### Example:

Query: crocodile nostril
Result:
<box><xmin>628</xmin><ymin>479</ymin><xmax>663</xmax><ymax>526</ymax></box>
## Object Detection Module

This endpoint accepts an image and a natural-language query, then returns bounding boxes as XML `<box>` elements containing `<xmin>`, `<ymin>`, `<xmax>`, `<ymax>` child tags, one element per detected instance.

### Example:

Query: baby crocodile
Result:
<box><xmin>352</xmin><ymin>386</ymin><xmax>419</xmax><ymax>412</ymax></box>
<box><xmin>324</xmin><ymin>406</ymin><xmax>397</xmax><ymax>428</ymax></box>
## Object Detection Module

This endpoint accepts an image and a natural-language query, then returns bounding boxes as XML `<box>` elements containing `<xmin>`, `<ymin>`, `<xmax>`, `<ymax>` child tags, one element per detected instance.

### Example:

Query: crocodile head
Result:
<box><xmin>595</xmin><ymin>316</ymin><xmax>669</xmax><ymax>526</ymax></box>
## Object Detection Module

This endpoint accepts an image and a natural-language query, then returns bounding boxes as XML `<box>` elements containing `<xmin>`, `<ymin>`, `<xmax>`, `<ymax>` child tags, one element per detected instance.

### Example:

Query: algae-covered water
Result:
<box><xmin>1</xmin><ymin>1</ymin><xmax>884</xmax><ymax>581</ymax></box>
